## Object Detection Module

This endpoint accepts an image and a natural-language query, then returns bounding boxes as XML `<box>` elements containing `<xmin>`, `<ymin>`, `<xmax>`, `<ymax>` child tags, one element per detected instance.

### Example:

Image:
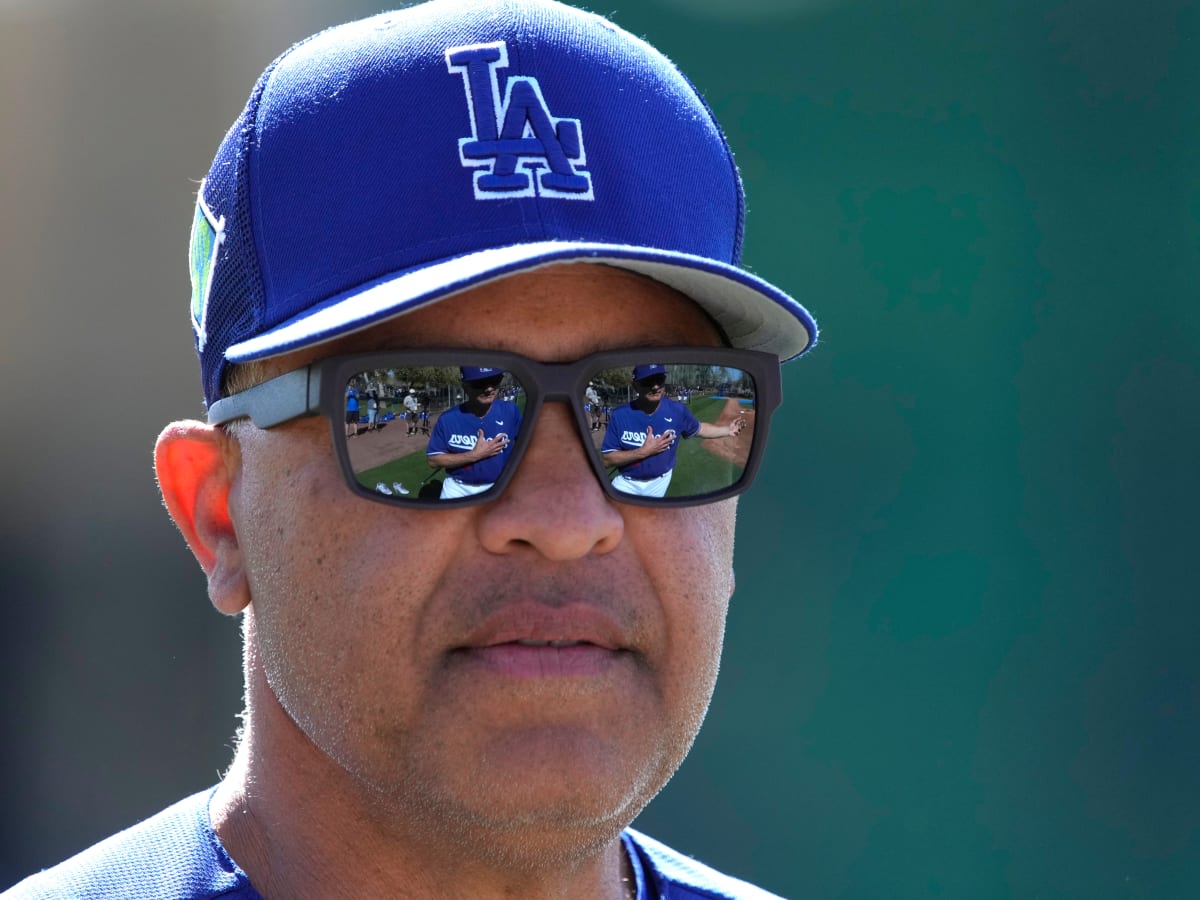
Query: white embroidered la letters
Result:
<box><xmin>446</xmin><ymin>42</ymin><xmax>593</xmax><ymax>200</ymax></box>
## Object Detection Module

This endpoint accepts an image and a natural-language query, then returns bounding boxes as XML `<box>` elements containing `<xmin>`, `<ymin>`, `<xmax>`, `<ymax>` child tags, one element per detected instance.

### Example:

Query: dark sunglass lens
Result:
<box><xmin>343</xmin><ymin>365</ymin><xmax>525</xmax><ymax>501</ymax></box>
<box><xmin>588</xmin><ymin>361</ymin><xmax>757</xmax><ymax>500</ymax></box>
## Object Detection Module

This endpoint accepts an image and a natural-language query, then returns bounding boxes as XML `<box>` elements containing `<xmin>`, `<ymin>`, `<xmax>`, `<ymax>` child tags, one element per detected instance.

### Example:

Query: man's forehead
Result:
<box><xmin>252</xmin><ymin>264</ymin><xmax>725</xmax><ymax>376</ymax></box>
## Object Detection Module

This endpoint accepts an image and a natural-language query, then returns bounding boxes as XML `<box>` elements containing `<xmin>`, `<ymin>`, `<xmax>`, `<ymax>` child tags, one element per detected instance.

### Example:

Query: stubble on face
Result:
<box><xmin>227</xmin><ymin>264</ymin><xmax>739</xmax><ymax>869</ymax></box>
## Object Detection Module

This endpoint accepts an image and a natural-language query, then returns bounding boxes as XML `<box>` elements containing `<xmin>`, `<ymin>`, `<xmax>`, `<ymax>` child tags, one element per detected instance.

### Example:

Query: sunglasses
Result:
<box><xmin>467</xmin><ymin>375</ymin><xmax>505</xmax><ymax>390</ymax></box>
<box><xmin>207</xmin><ymin>348</ymin><xmax>781</xmax><ymax>508</ymax></box>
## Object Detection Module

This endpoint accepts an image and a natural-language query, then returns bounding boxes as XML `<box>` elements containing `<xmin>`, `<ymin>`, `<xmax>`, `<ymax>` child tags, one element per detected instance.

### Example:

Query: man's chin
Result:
<box><xmin>364</xmin><ymin>725</ymin><xmax>675</xmax><ymax>853</ymax></box>
<box><xmin>461</xmin><ymin>725</ymin><xmax>669</xmax><ymax>822</ymax></box>
<box><xmin>410</xmin><ymin>788</ymin><xmax>644</xmax><ymax>870</ymax></box>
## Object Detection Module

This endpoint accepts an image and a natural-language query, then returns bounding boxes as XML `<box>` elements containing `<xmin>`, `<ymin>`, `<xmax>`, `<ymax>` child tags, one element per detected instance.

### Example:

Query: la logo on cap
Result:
<box><xmin>446</xmin><ymin>42</ymin><xmax>594</xmax><ymax>201</ymax></box>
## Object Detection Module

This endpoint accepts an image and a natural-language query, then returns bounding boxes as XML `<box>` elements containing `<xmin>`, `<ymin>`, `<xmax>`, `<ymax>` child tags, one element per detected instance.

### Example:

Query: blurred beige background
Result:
<box><xmin>0</xmin><ymin>0</ymin><xmax>391</xmax><ymax>880</ymax></box>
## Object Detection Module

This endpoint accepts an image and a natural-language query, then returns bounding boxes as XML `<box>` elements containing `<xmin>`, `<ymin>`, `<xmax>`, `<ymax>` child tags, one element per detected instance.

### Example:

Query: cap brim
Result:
<box><xmin>225</xmin><ymin>242</ymin><xmax>817</xmax><ymax>364</ymax></box>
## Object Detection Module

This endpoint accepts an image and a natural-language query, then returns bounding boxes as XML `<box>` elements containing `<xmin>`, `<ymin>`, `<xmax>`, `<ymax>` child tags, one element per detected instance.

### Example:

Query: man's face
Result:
<box><xmin>636</xmin><ymin>375</ymin><xmax>667</xmax><ymax>402</ymax></box>
<box><xmin>228</xmin><ymin>264</ymin><xmax>737</xmax><ymax>853</ymax></box>
<box><xmin>464</xmin><ymin>374</ymin><xmax>503</xmax><ymax>406</ymax></box>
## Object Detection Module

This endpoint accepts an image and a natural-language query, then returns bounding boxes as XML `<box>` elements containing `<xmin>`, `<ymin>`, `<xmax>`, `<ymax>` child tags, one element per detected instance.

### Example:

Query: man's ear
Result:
<box><xmin>155</xmin><ymin>420</ymin><xmax>250</xmax><ymax>615</ymax></box>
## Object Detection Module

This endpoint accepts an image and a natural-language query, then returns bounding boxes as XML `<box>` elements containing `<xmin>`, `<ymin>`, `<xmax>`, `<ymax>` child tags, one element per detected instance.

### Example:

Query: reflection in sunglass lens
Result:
<box><xmin>344</xmin><ymin>366</ymin><xmax>525</xmax><ymax>502</ymax></box>
<box><xmin>590</xmin><ymin>363</ymin><xmax>756</xmax><ymax>500</ymax></box>
<box><xmin>339</xmin><ymin>356</ymin><xmax>758</xmax><ymax>505</ymax></box>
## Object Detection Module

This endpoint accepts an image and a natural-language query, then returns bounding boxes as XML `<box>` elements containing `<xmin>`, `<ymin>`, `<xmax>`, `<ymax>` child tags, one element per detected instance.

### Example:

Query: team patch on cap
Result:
<box><xmin>188</xmin><ymin>181</ymin><xmax>225</xmax><ymax>352</ymax></box>
<box><xmin>446</xmin><ymin>41</ymin><xmax>593</xmax><ymax>201</ymax></box>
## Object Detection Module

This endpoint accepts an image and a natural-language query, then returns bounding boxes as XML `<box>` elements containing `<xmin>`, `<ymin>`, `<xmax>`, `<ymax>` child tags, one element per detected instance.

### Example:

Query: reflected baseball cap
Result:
<box><xmin>632</xmin><ymin>364</ymin><xmax>667</xmax><ymax>382</ymax></box>
<box><xmin>461</xmin><ymin>366</ymin><xmax>504</xmax><ymax>382</ymax></box>
<box><xmin>188</xmin><ymin>0</ymin><xmax>817</xmax><ymax>406</ymax></box>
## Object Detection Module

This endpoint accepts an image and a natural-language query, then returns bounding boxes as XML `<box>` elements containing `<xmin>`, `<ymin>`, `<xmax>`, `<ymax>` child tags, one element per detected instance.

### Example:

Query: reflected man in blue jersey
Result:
<box><xmin>427</xmin><ymin>366</ymin><xmax>523</xmax><ymax>499</ymax></box>
<box><xmin>602</xmin><ymin>364</ymin><xmax>744</xmax><ymax>498</ymax></box>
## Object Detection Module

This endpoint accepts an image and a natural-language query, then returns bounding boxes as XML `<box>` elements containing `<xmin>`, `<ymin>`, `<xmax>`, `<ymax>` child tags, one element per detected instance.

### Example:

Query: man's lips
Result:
<box><xmin>450</xmin><ymin>602</ymin><xmax>631</xmax><ymax>677</ymax></box>
<box><xmin>459</xmin><ymin>643</ymin><xmax>622</xmax><ymax>677</ymax></box>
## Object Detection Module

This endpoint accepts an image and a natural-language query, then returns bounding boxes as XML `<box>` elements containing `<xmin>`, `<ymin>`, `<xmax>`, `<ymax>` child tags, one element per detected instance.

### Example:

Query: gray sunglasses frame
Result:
<box><xmin>207</xmin><ymin>347</ymin><xmax>782</xmax><ymax>508</ymax></box>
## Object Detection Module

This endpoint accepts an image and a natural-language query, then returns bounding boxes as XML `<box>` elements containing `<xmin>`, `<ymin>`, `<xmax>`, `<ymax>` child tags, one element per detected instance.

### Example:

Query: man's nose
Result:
<box><xmin>474</xmin><ymin>402</ymin><xmax>623</xmax><ymax>559</ymax></box>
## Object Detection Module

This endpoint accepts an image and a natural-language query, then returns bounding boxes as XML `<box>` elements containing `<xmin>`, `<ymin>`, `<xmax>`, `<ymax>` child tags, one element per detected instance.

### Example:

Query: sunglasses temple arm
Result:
<box><xmin>206</xmin><ymin>367</ymin><xmax>321</xmax><ymax>428</ymax></box>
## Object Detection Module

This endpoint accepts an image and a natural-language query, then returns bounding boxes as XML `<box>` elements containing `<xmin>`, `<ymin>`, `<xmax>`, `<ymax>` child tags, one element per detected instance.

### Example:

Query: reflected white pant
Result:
<box><xmin>610</xmin><ymin>470</ymin><xmax>673</xmax><ymax>498</ymax></box>
<box><xmin>440</xmin><ymin>477</ymin><xmax>494</xmax><ymax>499</ymax></box>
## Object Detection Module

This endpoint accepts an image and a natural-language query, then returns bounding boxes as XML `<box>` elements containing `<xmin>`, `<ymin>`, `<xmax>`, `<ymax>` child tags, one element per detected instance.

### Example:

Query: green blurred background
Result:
<box><xmin>2</xmin><ymin>0</ymin><xmax>1196</xmax><ymax>896</ymax></box>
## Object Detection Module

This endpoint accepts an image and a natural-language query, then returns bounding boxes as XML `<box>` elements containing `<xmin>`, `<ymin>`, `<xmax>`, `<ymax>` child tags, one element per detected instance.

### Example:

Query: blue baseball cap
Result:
<box><xmin>461</xmin><ymin>366</ymin><xmax>504</xmax><ymax>382</ymax></box>
<box><xmin>632</xmin><ymin>364</ymin><xmax>667</xmax><ymax>382</ymax></box>
<box><xmin>188</xmin><ymin>0</ymin><xmax>818</xmax><ymax>406</ymax></box>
